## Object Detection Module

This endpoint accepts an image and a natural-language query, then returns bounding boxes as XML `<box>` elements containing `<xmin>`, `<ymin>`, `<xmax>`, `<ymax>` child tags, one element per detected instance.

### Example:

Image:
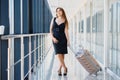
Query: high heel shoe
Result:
<box><xmin>58</xmin><ymin>70</ymin><xmax>62</xmax><ymax>76</ymax></box>
<box><xmin>63</xmin><ymin>68</ymin><xmax>67</xmax><ymax>76</ymax></box>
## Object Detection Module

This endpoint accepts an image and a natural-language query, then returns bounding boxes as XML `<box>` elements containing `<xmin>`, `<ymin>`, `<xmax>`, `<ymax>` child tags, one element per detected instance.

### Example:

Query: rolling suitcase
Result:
<box><xmin>75</xmin><ymin>47</ymin><xmax>102</xmax><ymax>75</ymax></box>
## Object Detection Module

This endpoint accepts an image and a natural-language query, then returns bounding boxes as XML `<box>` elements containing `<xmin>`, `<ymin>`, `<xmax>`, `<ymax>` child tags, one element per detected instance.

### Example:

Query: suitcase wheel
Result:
<box><xmin>99</xmin><ymin>67</ymin><xmax>102</xmax><ymax>71</ymax></box>
<box><xmin>94</xmin><ymin>73</ymin><xmax>97</xmax><ymax>76</ymax></box>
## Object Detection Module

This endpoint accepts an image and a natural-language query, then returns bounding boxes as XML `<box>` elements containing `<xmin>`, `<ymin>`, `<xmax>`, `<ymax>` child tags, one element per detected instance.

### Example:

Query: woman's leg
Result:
<box><xmin>61</xmin><ymin>54</ymin><xmax>67</xmax><ymax>75</ymax></box>
<box><xmin>58</xmin><ymin>64</ymin><xmax>62</xmax><ymax>71</ymax></box>
<box><xmin>57</xmin><ymin>54</ymin><xmax>67</xmax><ymax>70</ymax></box>
<box><xmin>61</xmin><ymin>54</ymin><xmax>67</xmax><ymax>69</ymax></box>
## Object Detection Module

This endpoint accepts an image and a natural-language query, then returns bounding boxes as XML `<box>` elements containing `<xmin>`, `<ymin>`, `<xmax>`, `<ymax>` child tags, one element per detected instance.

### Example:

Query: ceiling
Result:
<box><xmin>47</xmin><ymin>0</ymin><xmax>87</xmax><ymax>20</ymax></box>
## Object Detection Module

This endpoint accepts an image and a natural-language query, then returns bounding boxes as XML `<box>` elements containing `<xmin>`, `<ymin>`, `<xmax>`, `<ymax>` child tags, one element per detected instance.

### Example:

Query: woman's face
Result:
<box><xmin>56</xmin><ymin>8</ymin><xmax>63</xmax><ymax>17</ymax></box>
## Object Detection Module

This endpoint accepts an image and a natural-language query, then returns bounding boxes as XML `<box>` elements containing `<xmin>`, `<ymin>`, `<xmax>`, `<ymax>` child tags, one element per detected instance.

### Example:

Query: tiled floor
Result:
<box><xmin>50</xmin><ymin>49</ymin><xmax>104</xmax><ymax>80</ymax></box>
<box><xmin>32</xmin><ymin>48</ymin><xmax>116</xmax><ymax>80</ymax></box>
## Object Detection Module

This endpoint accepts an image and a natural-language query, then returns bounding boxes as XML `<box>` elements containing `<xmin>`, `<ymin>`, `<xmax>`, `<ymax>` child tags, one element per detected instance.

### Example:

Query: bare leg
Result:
<box><xmin>57</xmin><ymin>54</ymin><xmax>67</xmax><ymax>71</ymax></box>
<box><xmin>58</xmin><ymin>64</ymin><xmax>62</xmax><ymax>71</ymax></box>
<box><xmin>61</xmin><ymin>54</ymin><xmax>67</xmax><ymax>74</ymax></box>
<box><xmin>61</xmin><ymin>54</ymin><xmax>67</xmax><ymax>69</ymax></box>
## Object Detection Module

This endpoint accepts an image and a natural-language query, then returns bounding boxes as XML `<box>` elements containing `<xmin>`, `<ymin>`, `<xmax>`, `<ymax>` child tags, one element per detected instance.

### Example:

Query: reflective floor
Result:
<box><xmin>32</xmin><ymin>48</ymin><xmax>116</xmax><ymax>80</ymax></box>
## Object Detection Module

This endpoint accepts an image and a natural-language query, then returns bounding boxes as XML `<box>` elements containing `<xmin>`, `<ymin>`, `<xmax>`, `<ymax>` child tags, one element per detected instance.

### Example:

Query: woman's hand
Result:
<box><xmin>52</xmin><ymin>37</ymin><xmax>59</xmax><ymax>43</ymax></box>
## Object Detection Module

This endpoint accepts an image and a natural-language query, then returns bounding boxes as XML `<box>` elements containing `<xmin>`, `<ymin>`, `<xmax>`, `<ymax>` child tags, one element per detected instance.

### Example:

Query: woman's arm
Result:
<box><xmin>65</xmin><ymin>25</ymin><xmax>70</xmax><ymax>46</ymax></box>
<box><xmin>50</xmin><ymin>18</ymin><xmax>58</xmax><ymax>43</ymax></box>
<box><xmin>50</xmin><ymin>18</ymin><xmax>54</xmax><ymax>39</ymax></box>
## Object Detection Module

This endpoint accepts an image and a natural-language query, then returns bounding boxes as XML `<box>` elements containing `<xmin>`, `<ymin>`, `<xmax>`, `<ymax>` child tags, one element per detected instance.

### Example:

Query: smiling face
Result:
<box><xmin>56</xmin><ymin>8</ymin><xmax>63</xmax><ymax>17</ymax></box>
<box><xmin>56</xmin><ymin>7</ymin><xmax>69</xmax><ymax>28</ymax></box>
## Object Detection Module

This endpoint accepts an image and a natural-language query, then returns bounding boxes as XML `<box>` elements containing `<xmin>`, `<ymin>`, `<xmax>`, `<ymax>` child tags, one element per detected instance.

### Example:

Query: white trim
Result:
<box><xmin>20</xmin><ymin>0</ymin><xmax>28</xmax><ymax>73</ymax></box>
<box><xmin>29</xmin><ymin>37</ymin><xmax>31</xmax><ymax>80</ymax></box>
<box><xmin>83</xmin><ymin>4</ymin><xmax>87</xmax><ymax>48</ymax></box>
<box><xmin>8</xmin><ymin>0</ymin><xmax>14</xmax><ymax>80</ymax></box>
<box><xmin>21</xmin><ymin>37</ymin><xmax>24</xmax><ymax>80</ymax></box>
<box><xmin>34</xmin><ymin>36</ymin><xmax>37</xmax><ymax>73</ymax></box>
<box><xmin>38</xmin><ymin>36</ymin><xmax>40</xmax><ymax>63</ymax></box>
<box><xmin>7</xmin><ymin>39</ymin><xmax>11</xmax><ymax>80</ymax></box>
<box><xmin>9</xmin><ymin>0</ymin><xmax>14</xmax><ymax>34</ymax></box>
<box><xmin>20</xmin><ymin>0</ymin><xmax>23</xmax><ymax>34</ymax></box>
<box><xmin>104</xmin><ymin>0</ymin><xmax>109</xmax><ymax>68</ymax></box>
<box><xmin>118</xmin><ymin>2</ymin><xmax>120</xmax><ymax>32</ymax></box>
<box><xmin>90</xmin><ymin>1</ymin><xmax>93</xmax><ymax>51</ymax></box>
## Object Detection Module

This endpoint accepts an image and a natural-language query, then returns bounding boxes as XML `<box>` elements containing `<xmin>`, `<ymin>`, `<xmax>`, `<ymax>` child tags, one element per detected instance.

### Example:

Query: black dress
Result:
<box><xmin>52</xmin><ymin>17</ymin><xmax>68</xmax><ymax>55</ymax></box>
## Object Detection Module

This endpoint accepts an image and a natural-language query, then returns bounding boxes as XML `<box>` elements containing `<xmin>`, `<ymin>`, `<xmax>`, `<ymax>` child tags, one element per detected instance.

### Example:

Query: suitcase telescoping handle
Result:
<box><xmin>69</xmin><ymin>45</ymin><xmax>84</xmax><ymax>52</ymax></box>
<box><xmin>69</xmin><ymin>45</ymin><xmax>84</xmax><ymax>57</ymax></box>
<box><xmin>78</xmin><ymin>45</ymin><xmax>84</xmax><ymax>50</ymax></box>
<box><xmin>76</xmin><ymin>45</ymin><xmax>85</xmax><ymax>57</ymax></box>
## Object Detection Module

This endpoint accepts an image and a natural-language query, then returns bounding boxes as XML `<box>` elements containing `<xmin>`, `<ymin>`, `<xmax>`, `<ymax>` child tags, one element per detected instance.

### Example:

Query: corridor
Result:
<box><xmin>30</xmin><ymin>47</ymin><xmax>113</xmax><ymax>80</ymax></box>
<box><xmin>0</xmin><ymin>0</ymin><xmax>120</xmax><ymax>80</ymax></box>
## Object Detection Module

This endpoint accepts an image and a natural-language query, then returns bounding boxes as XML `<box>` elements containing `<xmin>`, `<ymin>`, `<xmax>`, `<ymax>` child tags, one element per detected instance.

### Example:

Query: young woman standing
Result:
<box><xmin>50</xmin><ymin>7</ymin><xmax>70</xmax><ymax>76</ymax></box>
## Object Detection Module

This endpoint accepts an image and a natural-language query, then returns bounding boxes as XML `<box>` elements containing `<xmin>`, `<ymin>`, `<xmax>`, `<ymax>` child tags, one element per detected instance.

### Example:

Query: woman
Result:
<box><xmin>50</xmin><ymin>7</ymin><xmax>70</xmax><ymax>76</ymax></box>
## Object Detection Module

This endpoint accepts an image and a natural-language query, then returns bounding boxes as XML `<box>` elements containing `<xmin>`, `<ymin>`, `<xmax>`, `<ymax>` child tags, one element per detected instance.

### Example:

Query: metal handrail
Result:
<box><xmin>6</xmin><ymin>43</ymin><xmax>45</xmax><ymax>71</ymax></box>
<box><xmin>23</xmin><ymin>44</ymin><xmax>52</xmax><ymax>79</ymax></box>
<box><xmin>1</xmin><ymin>33</ymin><xmax>52</xmax><ymax>80</ymax></box>
<box><xmin>1</xmin><ymin>33</ymin><xmax>49</xmax><ymax>40</ymax></box>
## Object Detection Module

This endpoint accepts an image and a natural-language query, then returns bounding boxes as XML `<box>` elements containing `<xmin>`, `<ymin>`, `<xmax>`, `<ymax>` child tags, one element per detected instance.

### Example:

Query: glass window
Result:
<box><xmin>23</xmin><ymin>0</ymin><xmax>29</xmax><ymax>34</ymax></box>
<box><xmin>91</xmin><ymin>0</ymin><xmax>104</xmax><ymax>64</ymax></box>
<box><xmin>87</xmin><ymin>17</ymin><xmax>90</xmax><ymax>33</ymax></box>
<box><xmin>29</xmin><ymin>0</ymin><xmax>33</xmax><ymax>33</ymax></box>
<box><xmin>108</xmin><ymin>1</ymin><xmax>120</xmax><ymax>77</ymax></box>
<box><xmin>14</xmin><ymin>0</ymin><xmax>21</xmax><ymax>34</ymax></box>
<box><xmin>81</xmin><ymin>20</ymin><xmax>84</xmax><ymax>32</ymax></box>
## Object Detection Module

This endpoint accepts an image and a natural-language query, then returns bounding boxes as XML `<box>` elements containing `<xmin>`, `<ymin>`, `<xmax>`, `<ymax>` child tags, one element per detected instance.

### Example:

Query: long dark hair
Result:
<box><xmin>56</xmin><ymin>7</ymin><xmax>69</xmax><ymax>29</ymax></box>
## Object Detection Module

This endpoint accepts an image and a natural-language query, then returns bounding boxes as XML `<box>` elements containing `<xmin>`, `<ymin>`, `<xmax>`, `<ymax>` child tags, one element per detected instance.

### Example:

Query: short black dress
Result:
<box><xmin>52</xmin><ymin>17</ymin><xmax>68</xmax><ymax>55</ymax></box>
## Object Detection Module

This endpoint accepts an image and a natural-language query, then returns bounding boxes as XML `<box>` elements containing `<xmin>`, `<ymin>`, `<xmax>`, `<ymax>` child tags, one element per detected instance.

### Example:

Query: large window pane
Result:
<box><xmin>108</xmin><ymin>0</ymin><xmax>120</xmax><ymax>77</ymax></box>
